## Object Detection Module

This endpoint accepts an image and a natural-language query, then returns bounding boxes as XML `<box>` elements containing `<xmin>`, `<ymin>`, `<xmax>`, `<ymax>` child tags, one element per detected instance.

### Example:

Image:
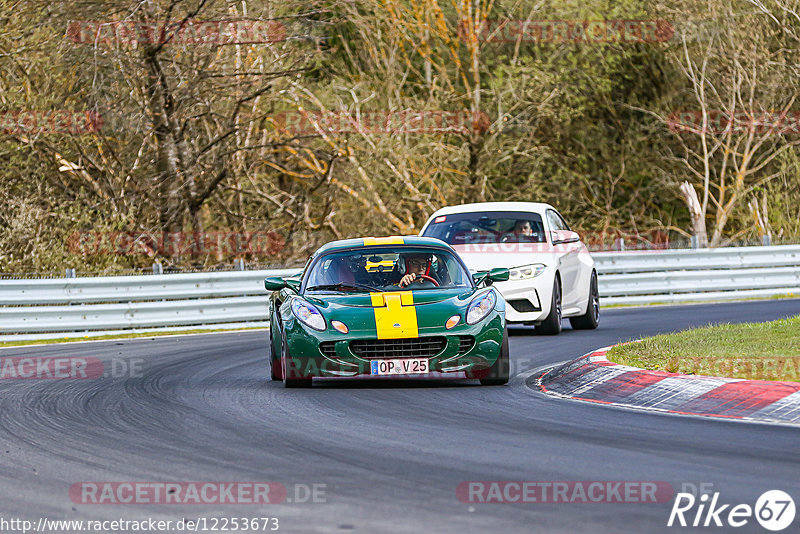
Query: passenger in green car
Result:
<box><xmin>322</xmin><ymin>256</ymin><xmax>356</xmax><ymax>285</ymax></box>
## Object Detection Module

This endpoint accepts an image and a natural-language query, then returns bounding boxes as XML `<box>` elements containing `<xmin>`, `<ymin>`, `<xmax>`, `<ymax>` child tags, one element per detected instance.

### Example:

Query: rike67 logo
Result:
<box><xmin>668</xmin><ymin>489</ymin><xmax>795</xmax><ymax>531</ymax></box>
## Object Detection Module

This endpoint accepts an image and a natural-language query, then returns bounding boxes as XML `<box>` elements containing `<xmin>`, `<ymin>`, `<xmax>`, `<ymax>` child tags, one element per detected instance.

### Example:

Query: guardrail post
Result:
<box><xmin>152</xmin><ymin>262</ymin><xmax>163</xmax><ymax>275</ymax></box>
<box><xmin>65</xmin><ymin>268</ymin><xmax>76</xmax><ymax>278</ymax></box>
<box><xmin>691</xmin><ymin>236</ymin><xmax>699</xmax><ymax>249</ymax></box>
<box><xmin>235</xmin><ymin>258</ymin><xmax>245</xmax><ymax>271</ymax></box>
<box><xmin>762</xmin><ymin>235</ymin><xmax>772</xmax><ymax>246</ymax></box>
<box><xmin>614</xmin><ymin>238</ymin><xmax>625</xmax><ymax>251</ymax></box>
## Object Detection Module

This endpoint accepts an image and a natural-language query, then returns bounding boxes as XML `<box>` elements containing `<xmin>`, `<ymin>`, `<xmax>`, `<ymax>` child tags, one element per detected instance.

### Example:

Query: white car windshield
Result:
<box><xmin>422</xmin><ymin>211</ymin><xmax>547</xmax><ymax>244</ymax></box>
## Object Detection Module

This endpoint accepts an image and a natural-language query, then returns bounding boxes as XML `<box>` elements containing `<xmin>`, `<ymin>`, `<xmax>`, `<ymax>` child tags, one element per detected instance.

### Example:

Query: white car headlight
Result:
<box><xmin>291</xmin><ymin>299</ymin><xmax>326</xmax><ymax>331</ymax></box>
<box><xmin>508</xmin><ymin>263</ymin><xmax>546</xmax><ymax>280</ymax></box>
<box><xmin>466</xmin><ymin>290</ymin><xmax>497</xmax><ymax>325</ymax></box>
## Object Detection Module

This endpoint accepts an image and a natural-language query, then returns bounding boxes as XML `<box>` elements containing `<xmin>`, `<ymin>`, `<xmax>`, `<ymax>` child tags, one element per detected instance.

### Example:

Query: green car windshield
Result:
<box><xmin>304</xmin><ymin>247</ymin><xmax>473</xmax><ymax>292</ymax></box>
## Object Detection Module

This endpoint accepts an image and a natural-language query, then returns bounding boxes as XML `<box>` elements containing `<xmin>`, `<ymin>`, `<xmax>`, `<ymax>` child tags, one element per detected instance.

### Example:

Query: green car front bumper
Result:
<box><xmin>282</xmin><ymin>314</ymin><xmax>505</xmax><ymax>379</ymax></box>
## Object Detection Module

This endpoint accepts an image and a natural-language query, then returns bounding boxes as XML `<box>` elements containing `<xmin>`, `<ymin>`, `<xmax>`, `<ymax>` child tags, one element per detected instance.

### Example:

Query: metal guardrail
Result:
<box><xmin>593</xmin><ymin>245</ymin><xmax>800</xmax><ymax>305</ymax></box>
<box><xmin>0</xmin><ymin>269</ymin><xmax>299</xmax><ymax>340</ymax></box>
<box><xmin>0</xmin><ymin>269</ymin><xmax>298</xmax><ymax>305</ymax></box>
<box><xmin>0</xmin><ymin>245</ymin><xmax>798</xmax><ymax>339</ymax></box>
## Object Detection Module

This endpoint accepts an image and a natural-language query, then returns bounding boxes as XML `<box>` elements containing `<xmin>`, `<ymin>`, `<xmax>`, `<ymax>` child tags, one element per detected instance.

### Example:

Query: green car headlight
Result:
<box><xmin>509</xmin><ymin>263</ymin><xmax>546</xmax><ymax>280</ymax></box>
<box><xmin>291</xmin><ymin>299</ymin><xmax>326</xmax><ymax>331</ymax></box>
<box><xmin>466</xmin><ymin>290</ymin><xmax>497</xmax><ymax>325</ymax></box>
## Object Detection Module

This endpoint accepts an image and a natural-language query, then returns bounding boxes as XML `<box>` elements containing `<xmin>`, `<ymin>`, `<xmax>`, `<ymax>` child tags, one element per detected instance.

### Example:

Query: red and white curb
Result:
<box><xmin>537</xmin><ymin>346</ymin><xmax>800</xmax><ymax>426</ymax></box>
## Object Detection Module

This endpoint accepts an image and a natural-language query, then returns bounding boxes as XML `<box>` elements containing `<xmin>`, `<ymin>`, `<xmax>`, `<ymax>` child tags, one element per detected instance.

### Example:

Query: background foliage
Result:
<box><xmin>1</xmin><ymin>0</ymin><xmax>799</xmax><ymax>272</ymax></box>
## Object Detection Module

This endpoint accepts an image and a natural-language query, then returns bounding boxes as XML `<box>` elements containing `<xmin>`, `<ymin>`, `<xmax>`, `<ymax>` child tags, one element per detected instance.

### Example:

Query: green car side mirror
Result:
<box><xmin>264</xmin><ymin>277</ymin><xmax>287</xmax><ymax>291</ymax></box>
<box><xmin>487</xmin><ymin>268</ymin><xmax>510</xmax><ymax>282</ymax></box>
<box><xmin>265</xmin><ymin>277</ymin><xmax>301</xmax><ymax>292</ymax></box>
<box><xmin>472</xmin><ymin>268</ymin><xmax>510</xmax><ymax>286</ymax></box>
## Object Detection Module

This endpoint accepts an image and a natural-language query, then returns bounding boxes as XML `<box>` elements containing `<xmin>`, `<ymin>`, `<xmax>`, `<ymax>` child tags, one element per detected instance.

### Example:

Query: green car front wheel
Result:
<box><xmin>282</xmin><ymin>333</ymin><xmax>312</xmax><ymax>388</ymax></box>
<box><xmin>480</xmin><ymin>329</ymin><xmax>509</xmax><ymax>386</ymax></box>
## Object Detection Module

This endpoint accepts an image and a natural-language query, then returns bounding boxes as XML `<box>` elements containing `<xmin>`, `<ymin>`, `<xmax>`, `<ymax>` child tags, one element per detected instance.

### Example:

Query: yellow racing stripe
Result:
<box><xmin>363</xmin><ymin>236</ymin><xmax>405</xmax><ymax>246</ymax></box>
<box><xmin>370</xmin><ymin>291</ymin><xmax>418</xmax><ymax>339</ymax></box>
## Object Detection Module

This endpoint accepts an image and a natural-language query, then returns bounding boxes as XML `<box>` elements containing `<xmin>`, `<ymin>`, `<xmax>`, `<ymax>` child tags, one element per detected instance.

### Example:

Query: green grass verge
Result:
<box><xmin>607</xmin><ymin>316</ymin><xmax>800</xmax><ymax>382</ymax></box>
<box><xmin>0</xmin><ymin>327</ymin><xmax>266</xmax><ymax>348</ymax></box>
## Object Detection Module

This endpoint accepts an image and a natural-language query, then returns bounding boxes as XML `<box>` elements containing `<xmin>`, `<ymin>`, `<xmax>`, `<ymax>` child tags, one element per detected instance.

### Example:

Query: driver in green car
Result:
<box><xmin>397</xmin><ymin>252</ymin><xmax>438</xmax><ymax>288</ymax></box>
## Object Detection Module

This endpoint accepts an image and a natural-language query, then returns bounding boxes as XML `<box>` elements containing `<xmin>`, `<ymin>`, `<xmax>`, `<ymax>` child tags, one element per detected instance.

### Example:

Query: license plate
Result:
<box><xmin>370</xmin><ymin>358</ymin><xmax>429</xmax><ymax>376</ymax></box>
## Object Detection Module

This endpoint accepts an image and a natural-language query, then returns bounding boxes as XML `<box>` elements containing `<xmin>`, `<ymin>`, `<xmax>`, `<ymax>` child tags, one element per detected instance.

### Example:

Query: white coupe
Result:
<box><xmin>420</xmin><ymin>202</ymin><xmax>598</xmax><ymax>334</ymax></box>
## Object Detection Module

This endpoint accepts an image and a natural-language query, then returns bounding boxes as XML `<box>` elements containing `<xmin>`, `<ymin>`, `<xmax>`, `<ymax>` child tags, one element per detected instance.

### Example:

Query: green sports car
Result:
<box><xmin>265</xmin><ymin>236</ymin><xmax>510</xmax><ymax>387</ymax></box>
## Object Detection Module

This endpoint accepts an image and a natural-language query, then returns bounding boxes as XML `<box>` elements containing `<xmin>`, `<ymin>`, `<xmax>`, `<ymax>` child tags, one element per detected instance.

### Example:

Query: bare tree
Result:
<box><xmin>658</xmin><ymin>3</ymin><xmax>800</xmax><ymax>246</ymax></box>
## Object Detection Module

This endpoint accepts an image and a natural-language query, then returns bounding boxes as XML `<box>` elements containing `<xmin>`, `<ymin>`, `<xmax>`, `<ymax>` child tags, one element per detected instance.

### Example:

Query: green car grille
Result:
<box><xmin>457</xmin><ymin>335</ymin><xmax>475</xmax><ymax>354</ymax></box>
<box><xmin>319</xmin><ymin>341</ymin><xmax>337</xmax><ymax>358</ymax></box>
<box><xmin>350</xmin><ymin>337</ymin><xmax>447</xmax><ymax>359</ymax></box>
<box><xmin>319</xmin><ymin>335</ymin><xmax>475</xmax><ymax>360</ymax></box>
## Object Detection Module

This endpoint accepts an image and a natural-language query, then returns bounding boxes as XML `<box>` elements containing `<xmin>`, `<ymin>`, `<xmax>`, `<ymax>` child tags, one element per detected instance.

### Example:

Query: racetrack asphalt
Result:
<box><xmin>1</xmin><ymin>299</ymin><xmax>799</xmax><ymax>533</ymax></box>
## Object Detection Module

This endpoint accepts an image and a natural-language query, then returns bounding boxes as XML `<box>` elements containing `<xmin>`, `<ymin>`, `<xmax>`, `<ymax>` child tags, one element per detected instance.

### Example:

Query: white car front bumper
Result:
<box><xmin>492</xmin><ymin>276</ymin><xmax>554</xmax><ymax>323</ymax></box>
